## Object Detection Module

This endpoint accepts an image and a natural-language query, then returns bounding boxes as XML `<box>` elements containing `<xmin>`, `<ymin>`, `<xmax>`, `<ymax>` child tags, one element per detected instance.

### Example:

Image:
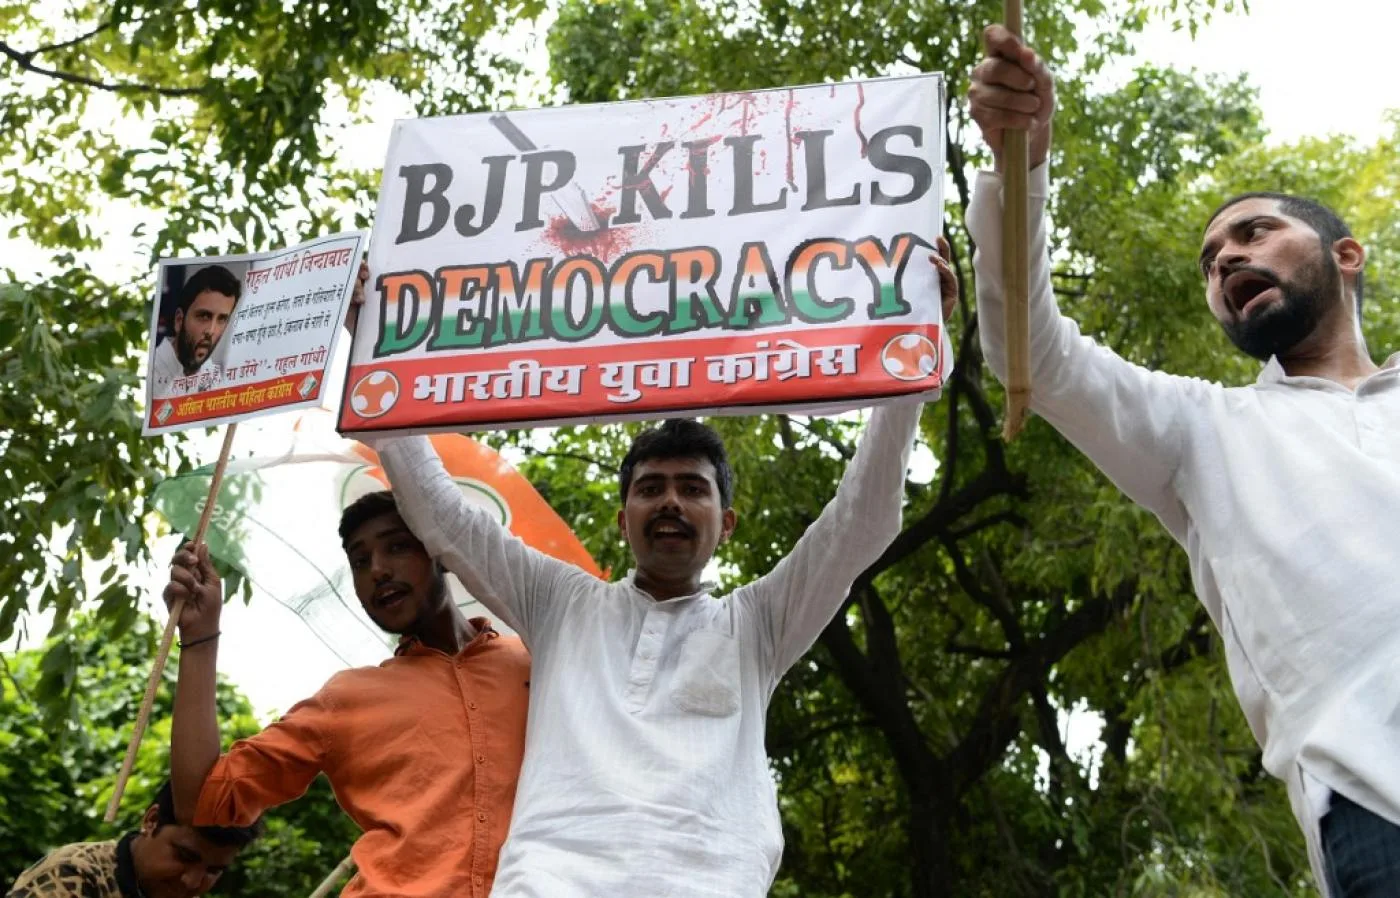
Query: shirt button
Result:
<box><xmin>468</xmin><ymin>701</ymin><xmax>478</xmax><ymax>710</ymax></box>
<box><xmin>474</xmin><ymin>875</ymin><xmax>484</xmax><ymax>886</ymax></box>
<box><xmin>476</xmin><ymin>754</ymin><xmax>486</xmax><ymax>764</ymax></box>
<box><xmin>477</xmin><ymin>811</ymin><xmax>487</xmax><ymax>822</ymax></box>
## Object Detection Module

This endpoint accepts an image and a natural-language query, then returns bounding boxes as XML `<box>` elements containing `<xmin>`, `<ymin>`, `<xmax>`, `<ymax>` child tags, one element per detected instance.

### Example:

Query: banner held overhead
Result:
<box><xmin>340</xmin><ymin>75</ymin><xmax>950</xmax><ymax>435</ymax></box>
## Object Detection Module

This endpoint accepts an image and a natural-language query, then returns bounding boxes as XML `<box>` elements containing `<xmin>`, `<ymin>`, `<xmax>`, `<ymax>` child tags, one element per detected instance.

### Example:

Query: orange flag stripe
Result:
<box><xmin>351</xmin><ymin>434</ymin><xmax>605</xmax><ymax>579</ymax></box>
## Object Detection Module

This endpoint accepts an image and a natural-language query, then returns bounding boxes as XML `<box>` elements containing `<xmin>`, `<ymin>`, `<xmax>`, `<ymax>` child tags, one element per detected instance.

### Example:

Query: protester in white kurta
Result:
<box><xmin>967</xmin><ymin>25</ymin><xmax>1400</xmax><ymax>897</ymax></box>
<box><xmin>373</xmin><ymin>399</ymin><xmax>920</xmax><ymax>896</ymax></box>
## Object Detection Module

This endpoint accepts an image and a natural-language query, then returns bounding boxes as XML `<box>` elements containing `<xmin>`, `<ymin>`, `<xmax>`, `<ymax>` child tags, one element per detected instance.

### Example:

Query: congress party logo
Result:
<box><xmin>880</xmin><ymin>333</ymin><xmax>940</xmax><ymax>381</ymax></box>
<box><xmin>349</xmin><ymin>370</ymin><xmax>400</xmax><ymax>419</ymax></box>
<box><xmin>338</xmin><ymin>465</ymin><xmax>511</xmax><ymax>527</ymax></box>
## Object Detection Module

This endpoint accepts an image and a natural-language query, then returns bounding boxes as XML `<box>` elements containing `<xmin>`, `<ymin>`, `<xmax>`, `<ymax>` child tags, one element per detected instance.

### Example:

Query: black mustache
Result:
<box><xmin>646</xmin><ymin>516</ymin><xmax>694</xmax><ymax>537</ymax></box>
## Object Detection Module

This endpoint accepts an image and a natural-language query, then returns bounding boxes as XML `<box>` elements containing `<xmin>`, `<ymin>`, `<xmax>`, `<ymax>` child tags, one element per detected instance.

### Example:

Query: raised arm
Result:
<box><xmin>967</xmin><ymin>25</ymin><xmax>1196</xmax><ymax>528</ymax></box>
<box><xmin>165</xmin><ymin>544</ymin><xmax>325</xmax><ymax>826</ymax></box>
<box><xmin>739</xmin><ymin>240</ymin><xmax>959</xmax><ymax>678</ymax></box>
<box><xmin>373</xmin><ymin>436</ymin><xmax>589</xmax><ymax>642</ymax></box>
<box><xmin>165</xmin><ymin>542</ymin><xmax>228</xmax><ymax>822</ymax></box>
<box><xmin>741</xmin><ymin>398</ymin><xmax>922</xmax><ymax>680</ymax></box>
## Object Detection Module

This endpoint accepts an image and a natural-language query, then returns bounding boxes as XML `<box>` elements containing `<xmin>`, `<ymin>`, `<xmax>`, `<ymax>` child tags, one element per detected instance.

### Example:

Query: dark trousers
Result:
<box><xmin>1322</xmin><ymin>791</ymin><xmax>1400</xmax><ymax>897</ymax></box>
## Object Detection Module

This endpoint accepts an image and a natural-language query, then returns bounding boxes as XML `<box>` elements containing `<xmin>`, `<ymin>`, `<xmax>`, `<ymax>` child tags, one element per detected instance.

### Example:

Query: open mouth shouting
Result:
<box><xmin>647</xmin><ymin>516</ymin><xmax>694</xmax><ymax>544</ymax></box>
<box><xmin>372</xmin><ymin>581</ymin><xmax>413</xmax><ymax>612</ymax></box>
<box><xmin>1223</xmin><ymin>268</ymin><xmax>1280</xmax><ymax>318</ymax></box>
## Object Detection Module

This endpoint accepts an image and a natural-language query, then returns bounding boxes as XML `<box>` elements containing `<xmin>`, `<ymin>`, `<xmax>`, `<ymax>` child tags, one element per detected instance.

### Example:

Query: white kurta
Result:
<box><xmin>374</xmin><ymin>399</ymin><xmax>920</xmax><ymax>897</ymax></box>
<box><xmin>969</xmin><ymin>163</ymin><xmax>1400</xmax><ymax>894</ymax></box>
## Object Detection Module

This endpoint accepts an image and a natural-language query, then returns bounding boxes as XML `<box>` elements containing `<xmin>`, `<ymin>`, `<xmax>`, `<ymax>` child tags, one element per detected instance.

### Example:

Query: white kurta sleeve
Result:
<box><xmin>373</xmin><ymin>435</ymin><xmax>589</xmax><ymax>643</ymax></box>
<box><xmin>739</xmin><ymin>398</ymin><xmax>921</xmax><ymax>682</ymax></box>
<box><xmin>967</xmin><ymin>163</ymin><xmax>1197</xmax><ymax>530</ymax></box>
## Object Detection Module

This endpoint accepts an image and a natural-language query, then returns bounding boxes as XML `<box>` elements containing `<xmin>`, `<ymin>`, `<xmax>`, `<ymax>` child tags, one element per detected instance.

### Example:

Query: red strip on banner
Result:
<box><xmin>148</xmin><ymin>373</ymin><xmax>323</xmax><ymax>428</ymax></box>
<box><xmin>339</xmin><ymin>323</ymin><xmax>945</xmax><ymax>432</ymax></box>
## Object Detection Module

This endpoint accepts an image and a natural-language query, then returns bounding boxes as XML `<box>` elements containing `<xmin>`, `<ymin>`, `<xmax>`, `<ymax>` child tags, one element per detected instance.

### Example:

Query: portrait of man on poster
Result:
<box><xmin>150</xmin><ymin>262</ymin><xmax>244</xmax><ymax>400</ymax></box>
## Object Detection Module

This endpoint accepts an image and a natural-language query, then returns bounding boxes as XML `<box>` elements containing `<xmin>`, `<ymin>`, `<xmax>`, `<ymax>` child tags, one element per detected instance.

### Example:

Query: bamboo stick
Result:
<box><xmin>105</xmin><ymin>423</ymin><xmax>240</xmax><ymax>823</ymax></box>
<box><xmin>1001</xmin><ymin>0</ymin><xmax>1032</xmax><ymax>440</ymax></box>
<box><xmin>309</xmin><ymin>854</ymin><xmax>356</xmax><ymax>898</ymax></box>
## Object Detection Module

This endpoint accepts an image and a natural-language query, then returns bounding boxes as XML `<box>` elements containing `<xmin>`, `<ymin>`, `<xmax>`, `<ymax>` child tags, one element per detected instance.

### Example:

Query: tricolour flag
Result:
<box><xmin>151</xmin><ymin>418</ymin><xmax>603</xmax><ymax>667</ymax></box>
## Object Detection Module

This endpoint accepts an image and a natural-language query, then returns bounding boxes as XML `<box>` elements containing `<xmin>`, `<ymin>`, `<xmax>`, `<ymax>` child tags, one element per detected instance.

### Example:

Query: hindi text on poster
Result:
<box><xmin>144</xmin><ymin>232</ymin><xmax>366</xmax><ymax>435</ymax></box>
<box><xmin>341</xmin><ymin>75</ymin><xmax>949</xmax><ymax>434</ymax></box>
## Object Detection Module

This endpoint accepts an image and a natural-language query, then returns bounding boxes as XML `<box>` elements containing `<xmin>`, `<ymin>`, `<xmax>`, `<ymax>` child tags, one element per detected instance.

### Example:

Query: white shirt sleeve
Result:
<box><xmin>373</xmin><ymin>435</ymin><xmax>589</xmax><ymax>644</ymax></box>
<box><xmin>967</xmin><ymin>164</ymin><xmax>1196</xmax><ymax>532</ymax></box>
<box><xmin>737</xmin><ymin>398</ymin><xmax>920</xmax><ymax>683</ymax></box>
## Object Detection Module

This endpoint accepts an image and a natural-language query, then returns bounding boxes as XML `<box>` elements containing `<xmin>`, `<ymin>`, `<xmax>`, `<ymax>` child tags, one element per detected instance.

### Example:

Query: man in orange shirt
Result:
<box><xmin>163</xmin><ymin>491</ymin><xmax>530</xmax><ymax>897</ymax></box>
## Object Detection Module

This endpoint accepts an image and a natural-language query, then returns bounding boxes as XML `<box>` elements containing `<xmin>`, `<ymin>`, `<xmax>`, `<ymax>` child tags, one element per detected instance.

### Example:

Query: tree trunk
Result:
<box><xmin>908</xmin><ymin>782</ymin><xmax>957</xmax><ymax>898</ymax></box>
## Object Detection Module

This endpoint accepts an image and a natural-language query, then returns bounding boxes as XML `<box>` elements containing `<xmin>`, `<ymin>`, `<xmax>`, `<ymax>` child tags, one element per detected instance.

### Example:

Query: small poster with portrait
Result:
<box><xmin>143</xmin><ymin>231</ymin><xmax>367</xmax><ymax>435</ymax></box>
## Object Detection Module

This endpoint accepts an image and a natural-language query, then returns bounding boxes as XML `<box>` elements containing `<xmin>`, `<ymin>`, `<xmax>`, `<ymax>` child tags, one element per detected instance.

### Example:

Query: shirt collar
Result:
<box><xmin>622</xmin><ymin>569</ymin><xmax>716</xmax><ymax>603</ymax></box>
<box><xmin>115</xmin><ymin>832</ymin><xmax>148</xmax><ymax>898</ymax></box>
<box><xmin>1256</xmin><ymin>352</ymin><xmax>1400</xmax><ymax>388</ymax></box>
<box><xmin>394</xmin><ymin>616</ymin><xmax>494</xmax><ymax>657</ymax></box>
<box><xmin>1256</xmin><ymin>356</ymin><xmax>1288</xmax><ymax>384</ymax></box>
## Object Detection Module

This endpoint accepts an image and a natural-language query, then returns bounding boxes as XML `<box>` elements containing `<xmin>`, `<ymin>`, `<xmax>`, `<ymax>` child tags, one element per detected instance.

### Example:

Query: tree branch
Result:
<box><xmin>946</xmin><ymin>510</ymin><xmax>1026</xmax><ymax>541</ymax></box>
<box><xmin>945</xmin><ymin>579</ymin><xmax>1138</xmax><ymax>795</ymax></box>
<box><xmin>865</xmin><ymin>463</ymin><xmax>1027</xmax><ymax>585</ymax></box>
<box><xmin>0</xmin><ymin>40</ymin><xmax>205</xmax><ymax>97</ymax></box>
<box><xmin>26</xmin><ymin>19</ymin><xmax>120</xmax><ymax>57</ymax></box>
<box><xmin>945</xmin><ymin>642</ymin><xmax>1013</xmax><ymax>660</ymax></box>
<box><xmin>942</xmin><ymin>539</ymin><xmax>1022</xmax><ymax>649</ymax></box>
<box><xmin>819</xmin><ymin>609</ymin><xmax>940</xmax><ymax>789</ymax></box>
<box><xmin>519</xmin><ymin>448</ymin><xmax>616</xmax><ymax>473</ymax></box>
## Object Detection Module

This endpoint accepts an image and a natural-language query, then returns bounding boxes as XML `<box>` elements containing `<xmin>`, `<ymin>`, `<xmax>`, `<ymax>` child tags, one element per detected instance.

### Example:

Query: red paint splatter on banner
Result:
<box><xmin>783</xmin><ymin>88</ymin><xmax>797</xmax><ymax>190</ymax></box>
<box><xmin>736</xmin><ymin>92</ymin><xmax>759</xmax><ymax>135</ymax></box>
<box><xmin>854</xmin><ymin>82</ymin><xmax>869</xmax><ymax>157</ymax></box>
<box><xmin>641</xmin><ymin>144</ymin><xmax>668</xmax><ymax>174</ymax></box>
<box><xmin>540</xmin><ymin>202</ymin><xmax>631</xmax><ymax>263</ymax></box>
<box><xmin>681</xmin><ymin>135</ymin><xmax>720</xmax><ymax>178</ymax></box>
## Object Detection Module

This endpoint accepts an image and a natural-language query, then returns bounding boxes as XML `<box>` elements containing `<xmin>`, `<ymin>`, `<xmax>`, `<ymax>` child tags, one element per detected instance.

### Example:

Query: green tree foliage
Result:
<box><xmin>0</xmin><ymin>614</ymin><xmax>358</xmax><ymax>895</ymax></box>
<box><xmin>4</xmin><ymin>1</ymin><xmax>1397</xmax><ymax>896</ymax></box>
<box><xmin>518</xmin><ymin>3</ymin><xmax>1398</xmax><ymax>896</ymax></box>
<box><xmin>0</xmin><ymin>0</ymin><xmax>542</xmax><ymax>719</ymax></box>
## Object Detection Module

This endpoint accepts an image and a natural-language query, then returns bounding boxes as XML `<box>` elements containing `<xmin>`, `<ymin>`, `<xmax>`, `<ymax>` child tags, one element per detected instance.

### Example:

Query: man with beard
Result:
<box><xmin>163</xmin><ymin>493</ymin><xmax>530</xmax><ymax>897</ymax></box>
<box><xmin>968</xmin><ymin>25</ymin><xmax>1398</xmax><ymax>897</ymax></box>
<box><xmin>355</xmin><ymin>245</ymin><xmax>959</xmax><ymax>896</ymax></box>
<box><xmin>151</xmin><ymin>265</ymin><xmax>241</xmax><ymax>398</ymax></box>
<box><xmin>7</xmin><ymin>782</ymin><xmax>260</xmax><ymax>898</ymax></box>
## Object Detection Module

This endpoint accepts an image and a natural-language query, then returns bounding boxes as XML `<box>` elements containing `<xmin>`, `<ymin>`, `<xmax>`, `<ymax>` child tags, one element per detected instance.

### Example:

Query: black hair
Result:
<box><xmin>619</xmin><ymin>419</ymin><xmax>734</xmax><ymax>509</ymax></box>
<box><xmin>153</xmin><ymin>781</ymin><xmax>263</xmax><ymax>847</ymax></box>
<box><xmin>1207</xmin><ymin>192</ymin><xmax>1365</xmax><ymax>314</ymax></box>
<box><xmin>178</xmin><ymin>264</ymin><xmax>242</xmax><ymax>314</ymax></box>
<box><xmin>339</xmin><ymin>490</ymin><xmax>400</xmax><ymax>547</ymax></box>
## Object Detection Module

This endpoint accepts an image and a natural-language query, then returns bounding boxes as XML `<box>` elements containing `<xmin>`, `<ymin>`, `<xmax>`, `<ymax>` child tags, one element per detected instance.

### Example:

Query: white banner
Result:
<box><xmin>340</xmin><ymin>75</ymin><xmax>947</xmax><ymax>435</ymax></box>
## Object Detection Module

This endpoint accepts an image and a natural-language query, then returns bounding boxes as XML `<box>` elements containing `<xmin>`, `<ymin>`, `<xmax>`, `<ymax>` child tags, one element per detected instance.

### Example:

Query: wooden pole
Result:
<box><xmin>104</xmin><ymin>423</ymin><xmax>240</xmax><ymax>824</ymax></box>
<box><xmin>1001</xmin><ymin>0</ymin><xmax>1032</xmax><ymax>440</ymax></box>
<box><xmin>309</xmin><ymin>854</ymin><xmax>357</xmax><ymax>898</ymax></box>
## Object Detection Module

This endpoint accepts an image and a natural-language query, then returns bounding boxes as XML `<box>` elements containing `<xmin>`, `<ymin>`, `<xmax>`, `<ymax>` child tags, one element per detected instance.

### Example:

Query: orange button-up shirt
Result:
<box><xmin>194</xmin><ymin>620</ymin><xmax>528</xmax><ymax>898</ymax></box>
